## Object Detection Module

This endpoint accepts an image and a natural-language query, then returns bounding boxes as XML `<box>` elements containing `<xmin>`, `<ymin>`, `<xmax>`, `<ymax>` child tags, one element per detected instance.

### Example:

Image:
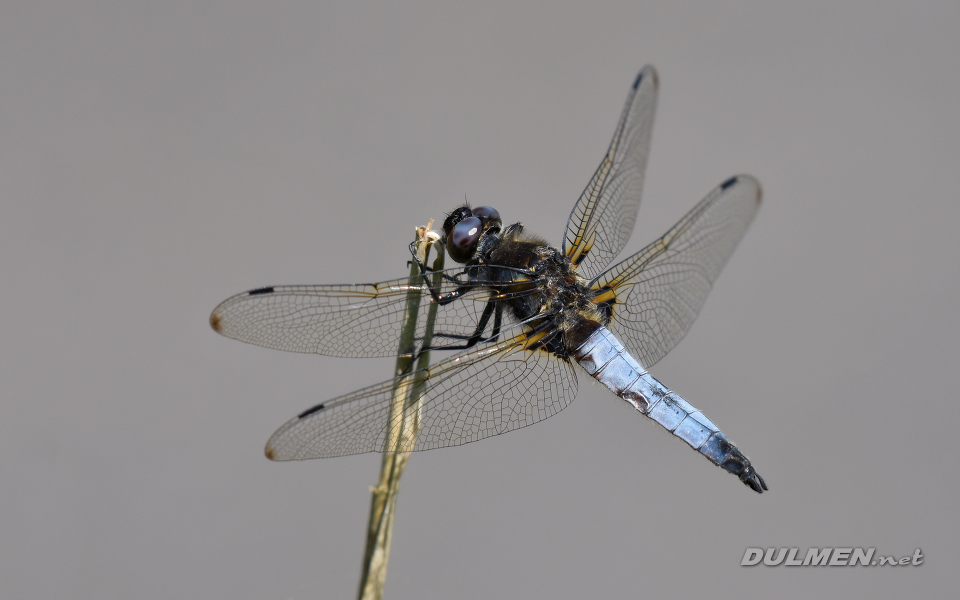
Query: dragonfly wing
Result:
<box><xmin>591</xmin><ymin>175</ymin><xmax>762</xmax><ymax>369</ymax></box>
<box><xmin>264</xmin><ymin>328</ymin><xmax>579</xmax><ymax>460</ymax></box>
<box><xmin>562</xmin><ymin>65</ymin><xmax>658</xmax><ymax>281</ymax></box>
<box><xmin>210</xmin><ymin>267</ymin><xmax>541</xmax><ymax>358</ymax></box>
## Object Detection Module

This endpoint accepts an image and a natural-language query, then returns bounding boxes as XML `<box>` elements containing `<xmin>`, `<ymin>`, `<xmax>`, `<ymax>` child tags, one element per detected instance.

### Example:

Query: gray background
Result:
<box><xmin>3</xmin><ymin>1</ymin><xmax>958</xmax><ymax>598</ymax></box>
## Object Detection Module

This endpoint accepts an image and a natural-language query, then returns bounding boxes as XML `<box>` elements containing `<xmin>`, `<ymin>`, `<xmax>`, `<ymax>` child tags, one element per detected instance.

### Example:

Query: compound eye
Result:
<box><xmin>442</xmin><ymin>206</ymin><xmax>474</xmax><ymax>238</ymax></box>
<box><xmin>471</xmin><ymin>206</ymin><xmax>500</xmax><ymax>223</ymax></box>
<box><xmin>450</xmin><ymin>216</ymin><xmax>483</xmax><ymax>254</ymax></box>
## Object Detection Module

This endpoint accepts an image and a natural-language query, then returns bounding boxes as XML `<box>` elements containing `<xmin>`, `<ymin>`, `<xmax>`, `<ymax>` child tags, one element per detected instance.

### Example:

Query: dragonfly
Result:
<box><xmin>210</xmin><ymin>65</ymin><xmax>767</xmax><ymax>493</ymax></box>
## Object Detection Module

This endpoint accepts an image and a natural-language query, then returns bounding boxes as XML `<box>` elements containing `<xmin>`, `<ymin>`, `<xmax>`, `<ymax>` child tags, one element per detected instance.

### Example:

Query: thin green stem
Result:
<box><xmin>357</xmin><ymin>225</ymin><xmax>444</xmax><ymax>600</ymax></box>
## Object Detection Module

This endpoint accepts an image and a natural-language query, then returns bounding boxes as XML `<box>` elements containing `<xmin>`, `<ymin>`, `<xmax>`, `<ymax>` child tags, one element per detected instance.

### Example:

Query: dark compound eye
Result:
<box><xmin>470</xmin><ymin>206</ymin><xmax>500</xmax><ymax>223</ymax></box>
<box><xmin>450</xmin><ymin>216</ymin><xmax>482</xmax><ymax>251</ymax></box>
<box><xmin>442</xmin><ymin>206</ymin><xmax>474</xmax><ymax>238</ymax></box>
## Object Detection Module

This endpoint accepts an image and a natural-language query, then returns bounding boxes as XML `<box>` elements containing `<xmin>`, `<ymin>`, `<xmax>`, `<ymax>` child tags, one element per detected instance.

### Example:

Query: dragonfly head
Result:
<box><xmin>442</xmin><ymin>205</ymin><xmax>502</xmax><ymax>263</ymax></box>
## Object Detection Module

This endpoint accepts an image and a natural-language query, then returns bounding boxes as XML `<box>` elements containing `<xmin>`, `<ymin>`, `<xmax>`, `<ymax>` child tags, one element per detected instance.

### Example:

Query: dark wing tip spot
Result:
<box><xmin>720</xmin><ymin>176</ymin><xmax>738</xmax><ymax>190</ymax></box>
<box><xmin>298</xmin><ymin>403</ymin><xmax>325</xmax><ymax>419</ymax></box>
<box><xmin>249</xmin><ymin>286</ymin><xmax>275</xmax><ymax>296</ymax></box>
<box><xmin>264</xmin><ymin>446</ymin><xmax>276</xmax><ymax>460</ymax></box>
<box><xmin>209</xmin><ymin>312</ymin><xmax>223</xmax><ymax>332</ymax></box>
<box><xmin>634</xmin><ymin>65</ymin><xmax>659</xmax><ymax>90</ymax></box>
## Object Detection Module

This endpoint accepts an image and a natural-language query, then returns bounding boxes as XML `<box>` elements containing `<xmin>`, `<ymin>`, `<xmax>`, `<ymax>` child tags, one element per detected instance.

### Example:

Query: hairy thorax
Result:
<box><xmin>482</xmin><ymin>226</ymin><xmax>608</xmax><ymax>358</ymax></box>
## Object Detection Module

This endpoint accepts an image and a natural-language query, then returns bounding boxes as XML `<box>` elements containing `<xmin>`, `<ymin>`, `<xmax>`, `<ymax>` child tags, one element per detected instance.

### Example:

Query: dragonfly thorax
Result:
<box><xmin>475</xmin><ymin>226</ymin><xmax>608</xmax><ymax>359</ymax></box>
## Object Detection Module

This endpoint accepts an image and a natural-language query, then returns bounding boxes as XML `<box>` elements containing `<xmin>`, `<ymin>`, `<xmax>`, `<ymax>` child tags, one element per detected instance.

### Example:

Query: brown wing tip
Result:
<box><xmin>723</xmin><ymin>174</ymin><xmax>763</xmax><ymax>206</ymax></box>
<box><xmin>633</xmin><ymin>65</ymin><xmax>660</xmax><ymax>91</ymax></box>
<box><xmin>638</xmin><ymin>64</ymin><xmax>659</xmax><ymax>90</ymax></box>
<box><xmin>264</xmin><ymin>445</ymin><xmax>277</xmax><ymax>460</ymax></box>
<box><xmin>209</xmin><ymin>311</ymin><xmax>223</xmax><ymax>333</ymax></box>
<box><xmin>741</xmin><ymin>174</ymin><xmax>763</xmax><ymax>206</ymax></box>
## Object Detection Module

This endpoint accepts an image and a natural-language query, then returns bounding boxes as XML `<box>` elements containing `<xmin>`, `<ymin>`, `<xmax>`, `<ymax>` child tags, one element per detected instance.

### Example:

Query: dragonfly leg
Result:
<box><xmin>407</xmin><ymin>241</ymin><xmax>474</xmax><ymax>306</ymax></box>
<box><xmin>420</xmin><ymin>296</ymin><xmax>503</xmax><ymax>355</ymax></box>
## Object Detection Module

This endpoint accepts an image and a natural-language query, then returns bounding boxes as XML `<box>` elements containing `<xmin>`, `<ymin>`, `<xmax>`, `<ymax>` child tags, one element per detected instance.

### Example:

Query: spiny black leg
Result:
<box><xmin>408</xmin><ymin>240</ymin><xmax>473</xmax><ymax>305</ymax></box>
<box><xmin>488</xmin><ymin>303</ymin><xmax>503</xmax><ymax>343</ymax></box>
<box><xmin>429</xmin><ymin>308</ymin><xmax>501</xmax><ymax>345</ymax></box>
<box><xmin>408</xmin><ymin>240</ymin><xmax>437</xmax><ymax>295</ymax></box>
<box><xmin>460</xmin><ymin>297</ymin><xmax>497</xmax><ymax>347</ymax></box>
<box><xmin>418</xmin><ymin>294</ymin><xmax>498</xmax><ymax>355</ymax></box>
<box><xmin>406</xmin><ymin>241</ymin><xmax>459</xmax><ymax>284</ymax></box>
<box><xmin>408</xmin><ymin>240</ymin><xmax>428</xmax><ymax>274</ymax></box>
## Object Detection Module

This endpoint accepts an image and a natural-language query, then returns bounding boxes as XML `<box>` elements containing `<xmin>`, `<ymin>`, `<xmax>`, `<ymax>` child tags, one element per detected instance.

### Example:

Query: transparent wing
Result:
<box><xmin>210</xmin><ymin>267</ymin><xmax>543</xmax><ymax>358</ymax></box>
<box><xmin>592</xmin><ymin>175</ymin><xmax>762</xmax><ymax>369</ymax></box>
<box><xmin>264</xmin><ymin>330</ymin><xmax>579</xmax><ymax>459</ymax></box>
<box><xmin>562</xmin><ymin>65</ymin><xmax>658</xmax><ymax>281</ymax></box>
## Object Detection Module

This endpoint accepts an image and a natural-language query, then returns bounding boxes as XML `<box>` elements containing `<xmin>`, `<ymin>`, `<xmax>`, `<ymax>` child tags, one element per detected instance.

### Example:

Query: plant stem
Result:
<box><xmin>357</xmin><ymin>225</ymin><xmax>443</xmax><ymax>600</ymax></box>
